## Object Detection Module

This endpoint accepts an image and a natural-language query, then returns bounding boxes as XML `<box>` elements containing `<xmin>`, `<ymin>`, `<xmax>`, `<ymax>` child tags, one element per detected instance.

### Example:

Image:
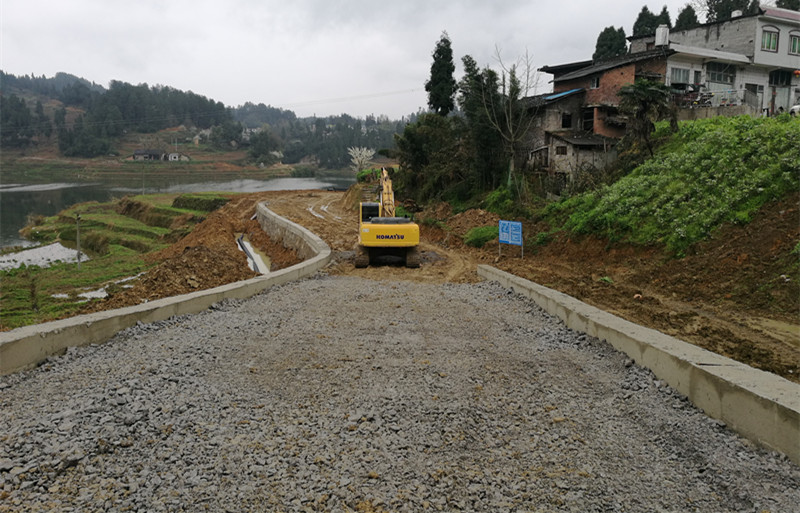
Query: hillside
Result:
<box><xmin>0</xmin><ymin>71</ymin><xmax>405</xmax><ymax>171</ymax></box>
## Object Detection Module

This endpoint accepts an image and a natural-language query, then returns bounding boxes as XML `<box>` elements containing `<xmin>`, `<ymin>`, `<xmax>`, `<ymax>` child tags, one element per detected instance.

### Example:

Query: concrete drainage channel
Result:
<box><xmin>0</xmin><ymin>204</ymin><xmax>797</xmax><ymax>465</ymax></box>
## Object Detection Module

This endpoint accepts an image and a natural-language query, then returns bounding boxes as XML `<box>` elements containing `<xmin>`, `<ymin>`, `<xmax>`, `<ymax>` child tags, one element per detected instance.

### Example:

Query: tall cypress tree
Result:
<box><xmin>633</xmin><ymin>6</ymin><xmax>660</xmax><ymax>36</ymax></box>
<box><xmin>675</xmin><ymin>5</ymin><xmax>700</xmax><ymax>30</ymax></box>
<box><xmin>425</xmin><ymin>32</ymin><xmax>457</xmax><ymax>117</ymax></box>
<box><xmin>593</xmin><ymin>26</ymin><xmax>628</xmax><ymax>61</ymax></box>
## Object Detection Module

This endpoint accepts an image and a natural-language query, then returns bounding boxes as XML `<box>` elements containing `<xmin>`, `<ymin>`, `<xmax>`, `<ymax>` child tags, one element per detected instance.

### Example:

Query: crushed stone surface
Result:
<box><xmin>1</xmin><ymin>275</ymin><xmax>798</xmax><ymax>512</ymax></box>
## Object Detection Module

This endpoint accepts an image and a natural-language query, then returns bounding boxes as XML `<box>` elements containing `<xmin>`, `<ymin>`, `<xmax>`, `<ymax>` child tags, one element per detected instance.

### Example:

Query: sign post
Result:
<box><xmin>498</xmin><ymin>220</ymin><xmax>523</xmax><ymax>259</ymax></box>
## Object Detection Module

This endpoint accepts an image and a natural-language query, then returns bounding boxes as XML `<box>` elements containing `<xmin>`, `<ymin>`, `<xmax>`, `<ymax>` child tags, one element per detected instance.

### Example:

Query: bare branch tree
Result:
<box><xmin>480</xmin><ymin>48</ymin><xmax>541</xmax><ymax>195</ymax></box>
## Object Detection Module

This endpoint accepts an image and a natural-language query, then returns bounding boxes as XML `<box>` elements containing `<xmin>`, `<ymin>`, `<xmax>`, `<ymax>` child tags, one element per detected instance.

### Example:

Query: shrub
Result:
<box><xmin>464</xmin><ymin>225</ymin><xmax>499</xmax><ymax>248</ymax></box>
<box><xmin>83</xmin><ymin>233</ymin><xmax>109</xmax><ymax>255</ymax></box>
<box><xmin>357</xmin><ymin>167</ymin><xmax>380</xmax><ymax>183</ymax></box>
<box><xmin>483</xmin><ymin>187</ymin><xmax>513</xmax><ymax>216</ymax></box>
<box><xmin>172</xmin><ymin>194</ymin><xmax>229</xmax><ymax>212</ymax></box>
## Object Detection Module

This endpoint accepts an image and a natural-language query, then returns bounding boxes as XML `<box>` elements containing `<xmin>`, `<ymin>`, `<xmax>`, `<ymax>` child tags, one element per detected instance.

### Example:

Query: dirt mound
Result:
<box><xmin>418</xmin><ymin>203</ymin><xmax>452</xmax><ymax>222</ymax></box>
<box><xmin>447</xmin><ymin>209</ymin><xmax>500</xmax><ymax>237</ymax></box>
<box><xmin>82</xmin><ymin>246</ymin><xmax>258</xmax><ymax>312</ymax></box>
<box><xmin>81</xmin><ymin>192</ymin><xmax>301</xmax><ymax>314</ymax></box>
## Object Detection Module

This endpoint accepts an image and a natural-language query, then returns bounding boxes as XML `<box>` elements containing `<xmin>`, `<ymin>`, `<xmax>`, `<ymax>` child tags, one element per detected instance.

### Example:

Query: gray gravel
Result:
<box><xmin>1</xmin><ymin>275</ymin><xmax>798</xmax><ymax>512</ymax></box>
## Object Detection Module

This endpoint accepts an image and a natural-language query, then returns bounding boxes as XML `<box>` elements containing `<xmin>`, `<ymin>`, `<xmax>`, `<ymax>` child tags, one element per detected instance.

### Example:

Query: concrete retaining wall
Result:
<box><xmin>0</xmin><ymin>202</ymin><xmax>331</xmax><ymax>376</ymax></box>
<box><xmin>478</xmin><ymin>264</ymin><xmax>800</xmax><ymax>465</ymax></box>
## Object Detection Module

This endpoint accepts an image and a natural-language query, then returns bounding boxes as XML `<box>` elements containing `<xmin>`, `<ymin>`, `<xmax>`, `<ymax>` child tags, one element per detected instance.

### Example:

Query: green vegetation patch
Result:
<box><xmin>357</xmin><ymin>167</ymin><xmax>381</xmax><ymax>183</ymax></box>
<box><xmin>464</xmin><ymin>225</ymin><xmax>499</xmax><ymax>248</ymax></box>
<box><xmin>1</xmin><ymin>245</ymin><xmax>151</xmax><ymax>330</ymax></box>
<box><xmin>544</xmin><ymin>116</ymin><xmax>800</xmax><ymax>256</ymax></box>
<box><xmin>171</xmin><ymin>193</ymin><xmax>229</xmax><ymax>211</ymax></box>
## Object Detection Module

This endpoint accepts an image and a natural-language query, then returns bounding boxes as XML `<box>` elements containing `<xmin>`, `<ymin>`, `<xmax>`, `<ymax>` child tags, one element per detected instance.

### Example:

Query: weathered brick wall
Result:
<box><xmin>587</xmin><ymin>65</ymin><xmax>635</xmax><ymax>105</ymax></box>
<box><xmin>594</xmin><ymin>109</ymin><xmax>625</xmax><ymax>139</ymax></box>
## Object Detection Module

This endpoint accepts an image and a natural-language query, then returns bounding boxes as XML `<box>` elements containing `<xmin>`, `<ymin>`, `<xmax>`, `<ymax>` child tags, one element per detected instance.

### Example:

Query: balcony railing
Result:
<box><xmin>673</xmin><ymin>89</ymin><xmax>759</xmax><ymax>109</ymax></box>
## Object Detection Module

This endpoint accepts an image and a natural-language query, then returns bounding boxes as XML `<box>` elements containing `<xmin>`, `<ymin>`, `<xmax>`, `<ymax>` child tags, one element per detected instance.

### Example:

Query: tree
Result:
<box><xmin>249</xmin><ymin>128</ymin><xmax>284</xmax><ymax>165</ymax></box>
<box><xmin>210</xmin><ymin>120</ymin><xmax>244</xmax><ymax>149</ymax></box>
<box><xmin>458</xmin><ymin>55</ymin><xmax>506</xmax><ymax>190</ymax></box>
<box><xmin>776</xmin><ymin>0</ymin><xmax>800</xmax><ymax>10</ymax></box>
<box><xmin>0</xmin><ymin>94</ymin><xmax>34</xmax><ymax>148</ymax></box>
<box><xmin>703</xmin><ymin>0</ymin><xmax>754</xmax><ymax>22</ymax></box>
<box><xmin>593</xmin><ymin>26</ymin><xmax>628</xmax><ymax>61</ymax></box>
<box><xmin>657</xmin><ymin>5</ymin><xmax>672</xmax><ymax>27</ymax></box>
<box><xmin>618</xmin><ymin>79</ymin><xmax>675</xmax><ymax>157</ymax></box>
<box><xmin>675</xmin><ymin>5</ymin><xmax>700</xmax><ymax>30</ymax></box>
<box><xmin>394</xmin><ymin>114</ymin><xmax>467</xmax><ymax>202</ymax></box>
<box><xmin>347</xmin><ymin>146</ymin><xmax>375</xmax><ymax>175</ymax></box>
<box><xmin>633</xmin><ymin>6</ymin><xmax>660</xmax><ymax>36</ymax></box>
<box><xmin>480</xmin><ymin>50</ymin><xmax>539</xmax><ymax>194</ymax></box>
<box><xmin>425</xmin><ymin>32</ymin><xmax>457</xmax><ymax>116</ymax></box>
<box><xmin>34</xmin><ymin>100</ymin><xmax>52</xmax><ymax>138</ymax></box>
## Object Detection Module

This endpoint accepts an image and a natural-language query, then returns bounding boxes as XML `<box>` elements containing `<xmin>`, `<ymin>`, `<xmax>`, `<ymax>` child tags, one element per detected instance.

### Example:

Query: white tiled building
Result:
<box><xmin>630</xmin><ymin>6</ymin><xmax>800</xmax><ymax>114</ymax></box>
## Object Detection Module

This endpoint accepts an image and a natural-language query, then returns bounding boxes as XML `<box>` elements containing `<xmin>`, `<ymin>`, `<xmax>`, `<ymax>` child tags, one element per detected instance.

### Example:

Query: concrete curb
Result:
<box><xmin>0</xmin><ymin>202</ymin><xmax>331</xmax><ymax>376</ymax></box>
<box><xmin>477</xmin><ymin>264</ymin><xmax>800</xmax><ymax>465</ymax></box>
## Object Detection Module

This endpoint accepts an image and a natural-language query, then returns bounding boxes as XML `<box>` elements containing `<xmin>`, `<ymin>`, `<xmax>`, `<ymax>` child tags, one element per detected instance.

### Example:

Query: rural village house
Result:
<box><xmin>530</xmin><ymin>4</ymin><xmax>800</xmax><ymax>188</ymax></box>
<box><xmin>132</xmin><ymin>149</ymin><xmax>190</xmax><ymax>161</ymax></box>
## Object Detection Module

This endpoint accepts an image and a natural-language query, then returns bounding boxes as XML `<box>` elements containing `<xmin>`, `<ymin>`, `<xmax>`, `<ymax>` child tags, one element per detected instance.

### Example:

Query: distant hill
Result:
<box><xmin>0</xmin><ymin>70</ymin><xmax>408</xmax><ymax>169</ymax></box>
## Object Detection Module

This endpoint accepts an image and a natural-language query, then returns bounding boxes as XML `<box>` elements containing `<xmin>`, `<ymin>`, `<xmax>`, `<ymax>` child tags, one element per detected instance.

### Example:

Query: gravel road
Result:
<box><xmin>1</xmin><ymin>274</ymin><xmax>798</xmax><ymax>512</ymax></box>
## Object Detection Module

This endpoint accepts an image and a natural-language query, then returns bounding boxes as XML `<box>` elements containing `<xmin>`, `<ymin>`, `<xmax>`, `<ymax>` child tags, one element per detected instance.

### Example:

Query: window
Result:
<box><xmin>769</xmin><ymin>70</ymin><xmax>792</xmax><ymax>87</ymax></box>
<box><xmin>694</xmin><ymin>70</ymin><xmax>702</xmax><ymax>85</ymax></box>
<box><xmin>670</xmin><ymin>67</ymin><xmax>690</xmax><ymax>84</ymax></box>
<box><xmin>790</xmin><ymin>33</ymin><xmax>800</xmax><ymax>55</ymax></box>
<box><xmin>555</xmin><ymin>146</ymin><xmax>567</xmax><ymax>156</ymax></box>
<box><xmin>561</xmin><ymin>113</ymin><xmax>572</xmax><ymax>129</ymax></box>
<box><xmin>582</xmin><ymin>109</ymin><xmax>594</xmax><ymax>131</ymax></box>
<box><xmin>590</xmin><ymin>76</ymin><xmax>600</xmax><ymax>89</ymax></box>
<box><xmin>761</xmin><ymin>27</ymin><xmax>779</xmax><ymax>52</ymax></box>
<box><xmin>707</xmin><ymin>62</ymin><xmax>735</xmax><ymax>84</ymax></box>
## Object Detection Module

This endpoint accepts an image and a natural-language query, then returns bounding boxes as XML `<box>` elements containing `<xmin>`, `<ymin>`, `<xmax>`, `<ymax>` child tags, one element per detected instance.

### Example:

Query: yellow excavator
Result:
<box><xmin>355</xmin><ymin>167</ymin><xmax>420</xmax><ymax>268</ymax></box>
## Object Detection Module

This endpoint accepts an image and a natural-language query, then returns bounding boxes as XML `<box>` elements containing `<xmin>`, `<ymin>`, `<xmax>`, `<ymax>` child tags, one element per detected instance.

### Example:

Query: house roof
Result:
<box><xmin>544</xmin><ymin>48</ymin><xmax>674</xmax><ymax>83</ymax></box>
<box><xmin>544</xmin><ymin>88</ymin><xmax>584</xmax><ymax>101</ymax></box>
<box><xmin>538</xmin><ymin>60</ymin><xmax>593</xmax><ymax>75</ymax></box>
<box><xmin>523</xmin><ymin>88</ymin><xmax>585</xmax><ymax>108</ymax></box>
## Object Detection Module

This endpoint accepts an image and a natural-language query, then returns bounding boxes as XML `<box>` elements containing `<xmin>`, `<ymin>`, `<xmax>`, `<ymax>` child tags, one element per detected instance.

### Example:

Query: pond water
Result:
<box><xmin>0</xmin><ymin>175</ymin><xmax>355</xmax><ymax>249</ymax></box>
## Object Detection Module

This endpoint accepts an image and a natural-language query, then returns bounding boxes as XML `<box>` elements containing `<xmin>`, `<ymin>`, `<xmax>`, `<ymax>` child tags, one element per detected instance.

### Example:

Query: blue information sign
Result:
<box><xmin>499</xmin><ymin>220</ymin><xmax>523</xmax><ymax>246</ymax></box>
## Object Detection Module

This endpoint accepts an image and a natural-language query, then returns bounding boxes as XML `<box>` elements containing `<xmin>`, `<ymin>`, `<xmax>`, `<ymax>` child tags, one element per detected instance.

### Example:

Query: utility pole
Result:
<box><xmin>76</xmin><ymin>214</ymin><xmax>81</xmax><ymax>270</ymax></box>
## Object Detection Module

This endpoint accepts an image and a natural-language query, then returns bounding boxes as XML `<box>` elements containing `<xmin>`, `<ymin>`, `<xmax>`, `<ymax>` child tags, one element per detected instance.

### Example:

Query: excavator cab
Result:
<box><xmin>361</xmin><ymin>202</ymin><xmax>380</xmax><ymax>223</ymax></box>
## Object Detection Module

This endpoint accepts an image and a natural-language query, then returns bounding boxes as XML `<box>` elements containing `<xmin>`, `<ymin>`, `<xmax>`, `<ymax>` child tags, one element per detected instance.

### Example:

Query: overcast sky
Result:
<box><xmin>3</xmin><ymin>0</ymin><xmax>706</xmax><ymax>119</ymax></box>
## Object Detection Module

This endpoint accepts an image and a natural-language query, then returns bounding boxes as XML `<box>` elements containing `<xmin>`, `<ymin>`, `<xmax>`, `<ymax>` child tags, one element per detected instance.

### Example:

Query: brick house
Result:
<box><xmin>540</xmin><ymin>49</ymin><xmax>672</xmax><ymax>138</ymax></box>
<box><xmin>524</xmin><ymin>88</ymin><xmax>617</xmax><ymax>186</ymax></box>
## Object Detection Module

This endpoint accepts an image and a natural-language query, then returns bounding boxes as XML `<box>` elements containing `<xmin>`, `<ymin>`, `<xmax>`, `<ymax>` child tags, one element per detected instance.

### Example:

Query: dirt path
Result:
<box><xmin>83</xmin><ymin>188</ymin><xmax>799</xmax><ymax>383</ymax></box>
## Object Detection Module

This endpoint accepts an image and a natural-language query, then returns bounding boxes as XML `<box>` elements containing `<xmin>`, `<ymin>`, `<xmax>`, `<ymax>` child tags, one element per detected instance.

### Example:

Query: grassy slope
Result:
<box><xmin>0</xmin><ymin>193</ymin><xmax>227</xmax><ymax>330</ymax></box>
<box><xmin>542</xmin><ymin>115</ymin><xmax>800</xmax><ymax>256</ymax></box>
